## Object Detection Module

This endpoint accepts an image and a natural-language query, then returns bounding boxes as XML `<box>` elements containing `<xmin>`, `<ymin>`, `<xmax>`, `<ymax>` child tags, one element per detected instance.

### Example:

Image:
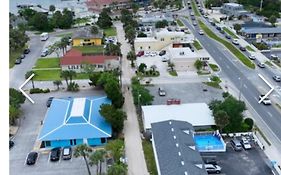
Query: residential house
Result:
<box><xmin>139</xmin><ymin>12</ymin><xmax>175</xmax><ymax>27</ymax></box>
<box><xmin>241</xmin><ymin>27</ymin><xmax>281</xmax><ymax>39</ymax></box>
<box><xmin>220</xmin><ymin>3</ymin><xmax>248</xmax><ymax>17</ymax></box>
<box><xmin>151</xmin><ymin>120</ymin><xmax>208</xmax><ymax>175</ymax></box>
<box><xmin>38</xmin><ymin>97</ymin><xmax>112</xmax><ymax>148</ymax></box>
<box><xmin>134</xmin><ymin>28</ymin><xmax>194</xmax><ymax>52</ymax></box>
<box><xmin>72</xmin><ymin>27</ymin><xmax>103</xmax><ymax>46</ymax></box>
<box><xmin>60</xmin><ymin>49</ymin><xmax>120</xmax><ymax>73</ymax></box>
<box><xmin>141</xmin><ymin>103</ymin><xmax>215</xmax><ymax>132</ymax></box>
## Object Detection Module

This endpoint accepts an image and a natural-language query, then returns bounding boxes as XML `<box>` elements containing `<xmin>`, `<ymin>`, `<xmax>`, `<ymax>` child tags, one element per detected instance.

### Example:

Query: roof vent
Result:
<box><xmin>185</xmin><ymin>172</ymin><xmax>188</xmax><ymax>175</ymax></box>
<box><xmin>178</xmin><ymin>152</ymin><xmax>181</xmax><ymax>156</ymax></box>
<box><xmin>171</xmin><ymin>128</ymin><xmax>174</xmax><ymax>132</ymax></box>
<box><xmin>169</xmin><ymin>121</ymin><xmax>172</xmax><ymax>125</ymax></box>
<box><xmin>181</xmin><ymin>161</ymin><xmax>185</xmax><ymax>165</ymax></box>
<box><xmin>176</xmin><ymin>143</ymin><xmax>179</xmax><ymax>147</ymax></box>
<box><xmin>173</xmin><ymin>135</ymin><xmax>176</xmax><ymax>139</ymax></box>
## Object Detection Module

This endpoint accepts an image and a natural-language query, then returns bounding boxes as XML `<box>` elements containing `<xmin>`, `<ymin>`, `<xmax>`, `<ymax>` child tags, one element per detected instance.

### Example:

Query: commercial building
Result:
<box><xmin>151</xmin><ymin>120</ymin><xmax>208</xmax><ymax>175</ymax></box>
<box><xmin>60</xmin><ymin>49</ymin><xmax>120</xmax><ymax>73</ymax></box>
<box><xmin>38</xmin><ymin>97</ymin><xmax>112</xmax><ymax>148</ymax></box>
<box><xmin>134</xmin><ymin>28</ymin><xmax>194</xmax><ymax>52</ymax></box>
<box><xmin>72</xmin><ymin>27</ymin><xmax>103</xmax><ymax>46</ymax></box>
<box><xmin>241</xmin><ymin>27</ymin><xmax>281</xmax><ymax>39</ymax></box>
<box><xmin>141</xmin><ymin>103</ymin><xmax>215</xmax><ymax>131</ymax></box>
<box><xmin>220</xmin><ymin>3</ymin><xmax>248</xmax><ymax>17</ymax></box>
<box><xmin>138</xmin><ymin>12</ymin><xmax>175</xmax><ymax>27</ymax></box>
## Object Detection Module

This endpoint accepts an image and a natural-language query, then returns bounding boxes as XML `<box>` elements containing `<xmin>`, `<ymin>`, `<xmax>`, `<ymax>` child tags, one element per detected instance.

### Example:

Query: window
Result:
<box><xmin>76</xmin><ymin>65</ymin><xmax>79</xmax><ymax>69</ymax></box>
<box><xmin>101</xmin><ymin>138</ymin><xmax>106</xmax><ymax>143</ymax></box>
<box><xmin>148</xmin><ymin>46</ymin><xmax>151</xmax><ymax>49</ymax></box>
<box><xmin>68</xmin><ymin>66</ymin><xmax>71</xmax><ymax>69</ymax></box>
<box><xmin>70</xmin><ymin>140</ymin><xmax>73</xmax><ymax>145</ymax></box>
<box><xmin>171</xmin><ymin>37</ymin><xmax>174</xmax><ymax>40</ymax></box>
<box><xmin>98</xmin><ymin>65</ymin><xmax>103</xmax><ymax>68</ymax></box>
<box><xmin>160</xmin><ymin>38</ymin><xmax>164</xmax><ymax>41</ymax></box>
<box><xmin>74</xmin><ymin>139</ymin><xmax>77</xmax><ymax>145</ymax></box>
<box><xmin>140</xmin><ymin>46</ymin><xmax>143</xmax><ymax>49</ymax></box>
<box><xmin>45</xmin><ymin>141</ymin><xmax>51</xmax><ymax>147</ymax></box>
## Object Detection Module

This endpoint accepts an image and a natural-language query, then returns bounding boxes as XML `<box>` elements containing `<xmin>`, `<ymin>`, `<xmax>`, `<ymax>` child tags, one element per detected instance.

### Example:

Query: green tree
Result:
<box><xmin>127</xmin><ymin>51</ymin><xmax>136</xmax><ymax>66</ymax></box>
<box><xmin>74</xmin><ymin>144</ymin><xmax>92</xmax><ymax>175</ymax></box>
<box><xmin>105</xmin><ymin>139</ymin><xmax>124</xmax><ymax>162</ymax></box>
<box><xmin>100</xmin><ymin>104</ymin><xmax>126</xmax><ymax>133</ymax></box>
<box><xmin>29</xmin><ymin>13</ymin><xmax>50</xmax><ymax>31</ymax></box>
<box><xmin>155</xmin><ymin>20</ymin><xmax>168</xmax><ymax>28</ymax></box>
<box><xmin>60</xmin><ymin>36</ymin><xmax>69</xmax><ymax>55</ymax></box>
<box><xmin>61</xmin><ymin>70</ymin><xmax>70</xmax><ymax>86</ymax></box>
<box><xmin>168</xmin><ymin>61</ymin><xmax>175</xmax><ymax>71</ymax></box>
<box><xmin>132</xmin><ymin>84</ymin><xmax>154</xmax><ymax>105</ymax></box>
<box><xmin>50</xmin><ymin>11</ymin><xmax>62</xmax><ymax>28</ymax></box>
<box><xmin>9</xmin><ymin>88</ymin><xmax>26</xmax><ymax>107</ymax></box>
<box><xmin>89</xmin><ymin>150</ymin><xmax>106</xmax><ymax>175</ymax></box>
<box><xmin>125</xmin><ymin>27</ymin><xmax>136</xmax><ymax>44</ymax></box>
<box><xmin>60</xmin><ymin>8</ymin><xmax>74</xmax><ymax>29</ymax></box>
<box><xmin>107</xmin><ymin>163</ymin><xmax>127</xmax><ymax>175</ymax></box>
<box><xmin>53</xmin><ymin>80</ymin><xmax>62</xmax><ymax>90</ymax></box>
<box><xmin>131</xmin><ymin>3</ymin><xmax>140</xmax><ymax>13</ymax></box>
<box><xmin>91</xmin><ymin>25</ymin><xmax>99</xmax><ymax>34</ymax></box>
<box><xmin>97</xmin><ymin>9</ymin><xmax>112</xmax><ymax>29</ymax></box>
<box><xmin>233</xmin><ymin>23</ymin><xmax>241</xmax><ymax>33</ymax></box>
<box><xmin>25</xmin><ymin>71</ymin><xmax>35</xmax><ymax>89</ymax></box>
<box><xmin>269</xmin><ymin>15</ymin><xmax>277</xmax><ymax>26</ymax></box>
<box><xmin>49</xmin><ymin>5</ymin><xmax>56</xmax><ymax>13</ymax></box>
<box><xmin>137</xmin><ymin>32</ymin><xmax>147</xmax><ymax>37</ymax></box>
<box><xmin>194</xmin><ymin>60</ymin><xmax>203</xmax><ymax>70</ymax></box>
<box><xmin>9</xmin><ymin>105</ymin><xmax>21</xmax><ymax>125</ymax></box>
<box><xmin>244</xmin><ymin>118</ymin><xmax>254</xmax><ymax>130</ymax></box>
<box><xmin>105</xmin><ymin>43</ymin><xmax>121</xmax><ymax>56</ymax></box>
<box><xmin>214</xmin><ymin>110</ymin><xmax>229</xmax><ymax>131</ymax></box>
<box><xmin>9</xmin><ymin>28</ymin><xmax>29</xmax><ymax>51</ymax></box>
<box><xmin>89</xmin><ymin>72</ymin><xmax>102</xmax><ymax>87</ymax></box>
<box><xmin>18</xmin><ymin>8</ymin><xmax>36</xmax><ymax>21</ymax></box>
<box><xmin>138</xmin><ymin>63</ymin><xmax>147</xmax><ymax>73</ymax></box>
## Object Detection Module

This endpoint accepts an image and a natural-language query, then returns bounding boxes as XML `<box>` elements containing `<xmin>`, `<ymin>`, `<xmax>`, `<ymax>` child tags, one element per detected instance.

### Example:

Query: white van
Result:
<box><xmin>40</xmin><ymin>32</ymin><xmax>49</xmax><ymax>41</ymax></box>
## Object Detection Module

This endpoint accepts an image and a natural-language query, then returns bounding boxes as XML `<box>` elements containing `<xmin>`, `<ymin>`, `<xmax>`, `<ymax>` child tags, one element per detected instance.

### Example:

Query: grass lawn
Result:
<box><xmin>33</xmin><ymin>70</ymin><xmax>61</xmax><ymax>81</ymax></box>
<box><xmin>74</xmin><ymin>17</ymin><xmax>91</xmax><ymax>25</ymax></box>
<box><xmin>169</xmin><ymin>70</ymin><xmax>178</xmax><ymax>76</ymax></box>
<box><xmin>273</xmin><ymin>60</ymin><xmax>281</xmax><ymax>67</ymax></box>
<box><xmin>10</xmin><ymin>49</ymin><xmax>24</xmax><ymax>68</ymax></box>
<box><xmin>209</xmin><ymin>63</ymin><xmax>219</xmax><ymax>71</ymax></box>
<box><xmin>177</xmin><ymin>19</ymin><xmax>184</xmax><ymax>27</ymax></box>
<box><xmin>265</xmin><ymin>61</ymin><xmax>273</xmax><ymax>67</ymax></box>
<box><xmin>56</xmin><ymin>32</ymin><xmax>73</xmax><ymax>38</ymax></box>
<box><xmin>73</xmin><ymin>46</ymin><xmax>104</xmax><ymax>54</ymax></box>
<box><xmin>191</xmin><ymin>0</ymin><xmax>200</xmax><ymax>16</ymax></box>
<box><xmin>194</xmin><ymin>40</ymin><xmax>203</xmax><ymax>50</ymax></box>
<box><xmin>223</xmin><ymin>27</ymin><xmax>238</xmax><ymax>39</ymax></box>
<box><xmin>197</xmin><ymin>71</ymin><xmax>211</xmax><ymax>75</ymax></box>
<box><xmin>203</xmin><ymin>82</ymin><xmax>221</xmax><ymax>89</ymax></box>
<box><xmin>246</xmin><ymin>45</ymin><xmax>255</xmax><ymax>52</ymax></box>
<box><xmin>76</xmin><ymin>73</ymin><xmax>90</xmax><ymax>79</ymax></box>
<box><xmin>34</xmin><ymin>58</ymin><xmax>60</xmax><ymax>69</ymax></box>
<box><xmin>142</xmin><ymin>140</ymin><xmax>157</xmax><ymax>175</ymax></box>
<box><xmin>199</xmin><ymin>20</ymin><xmax>255</xmax><ymax>69</ymax></box>
<box><xmin>104</xmin><ymin>27</ymin><xmax>117</xmax><ymax>36</ymax></box>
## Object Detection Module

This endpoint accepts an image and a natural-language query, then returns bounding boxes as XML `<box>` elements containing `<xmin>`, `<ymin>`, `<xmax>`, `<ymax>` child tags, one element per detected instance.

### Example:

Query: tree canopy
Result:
<box><xmin>97</xmin><ymin>8</ymin><xmax>112</xmax><ymax>29</ymax></box>
<box><xmin>155</xmin><ymin>20</ymin><xmax>168</xmax><ymax>28</ymax></box>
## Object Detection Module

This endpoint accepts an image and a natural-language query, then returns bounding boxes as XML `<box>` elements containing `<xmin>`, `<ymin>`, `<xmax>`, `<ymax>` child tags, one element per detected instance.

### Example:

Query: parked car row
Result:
<box><xmin>230</xmin><ymin>137</ymin><xmax>252</xmax><ymax>151</ymax></box>
<box><xmin>26</xmin><ymin>147</ymin><xmax>72</xmax><ymax>165</ymax></box>
<box><xmin>15</xmin><ymin>48</ymin><xmax>31</xmax><ymax>65</ymax></box>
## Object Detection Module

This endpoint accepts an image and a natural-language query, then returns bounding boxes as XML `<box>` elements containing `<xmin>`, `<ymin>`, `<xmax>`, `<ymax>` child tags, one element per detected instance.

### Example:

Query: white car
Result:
<box><xmin>232</xmin><ymin>39</ymin><xmax>239</xmax><ymax>45</ymax></box>
<box><xmin>241</xmin><ymin>137</ymin><xmax>251</xmax><ymax>150</ymax></box>
<box><xmin>150</xmin><ymin>51</ymin><xmax>157</xmax><ymax>57</ymax></box>
<box><xmin>199</xmin><ymin>30</ymin><xmax>204</xmax><ymax>35</ymax></box>
<box><xmin>248</xmin><ymin>54</ymin><xmax>256</xmax><ymax>60</ymax></box>
<box><xmin>259</xmin><ymin>95</ymin><xmax>271</xmax><ymax>105</ymax></box>
<box><xmin>161</xmin><ymin>57</ymin><xmax>170</xmax><ymax>62</ymax></box>
<box><xmin>144</xmin><ymin>52</ymin><xmax>151</xmax><ymax>57</ymax></box>
<box><xmin>205</xmin><ymin>164</ymin><xmax>222</xmax><ymax>174</ymax></box>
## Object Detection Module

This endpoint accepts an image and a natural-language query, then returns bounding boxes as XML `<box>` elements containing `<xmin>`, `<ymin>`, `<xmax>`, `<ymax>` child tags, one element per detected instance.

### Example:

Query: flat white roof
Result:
<box><xmin>224</xmin><ymin>3</ymin><xmax>242</xmax><ymax>7</ymax></box>
<box><xmin>142</xmin><ymin>103</ymin><xmax>215</xmax><ymax>129</ymax></box>
<box><xmin>70</xmin><ymin>98</ymin><xmax>86</xmax><ymax>117</ymax></box>
<box><xmin>135</xmin><ymin>37</ymin><xmax>158</xmax><ymax>43</ymax></box>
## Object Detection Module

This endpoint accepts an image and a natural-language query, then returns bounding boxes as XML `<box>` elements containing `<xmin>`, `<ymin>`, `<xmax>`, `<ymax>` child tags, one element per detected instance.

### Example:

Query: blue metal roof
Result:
<box><xmin>38</xmin><ymin>97</ymin><xmax>112</xmax><ymax>141</ymax></box>
<box><xmin>242</xmin><ymin>27</ymin><xmax>281</xmax><ymax>34</ymax></box>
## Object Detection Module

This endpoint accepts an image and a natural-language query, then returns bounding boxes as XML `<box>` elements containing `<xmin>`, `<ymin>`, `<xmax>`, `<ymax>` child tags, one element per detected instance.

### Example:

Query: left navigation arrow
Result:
<box><xmin>18</xmin><ymin>73</ymin><xmax>35</xmax><ymax>104</ymax></box>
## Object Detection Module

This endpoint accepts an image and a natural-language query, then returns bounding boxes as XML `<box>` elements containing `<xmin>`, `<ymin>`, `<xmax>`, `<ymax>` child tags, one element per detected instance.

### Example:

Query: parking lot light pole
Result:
<box><xmin>238</xmin><ymin>77</ymin><xmax>242</xmax><ymax>101</ymax></box>
<box><xmin>138</xmin><ymin>94</ymin><xmax>142</xmax><ymax>112</ymax></box>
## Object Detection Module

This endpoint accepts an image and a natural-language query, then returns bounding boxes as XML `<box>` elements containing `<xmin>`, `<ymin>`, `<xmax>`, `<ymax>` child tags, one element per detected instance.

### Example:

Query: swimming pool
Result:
<box><xmin>194</xmin><ymin>133</ymin><xmax>226</xmax><ymax>152</ymax></box>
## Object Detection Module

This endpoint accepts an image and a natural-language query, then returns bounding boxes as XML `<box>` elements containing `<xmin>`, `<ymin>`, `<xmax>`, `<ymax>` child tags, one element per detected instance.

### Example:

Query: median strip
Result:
<box><xmin>198</xmin><ymin>20</ymin><xmax>255</xmax><ymax>69</ymax></box>
<box><xmin>191</xmin><ymin>0</ymin><xmax>200</xmax><ymax>16</ymax></box>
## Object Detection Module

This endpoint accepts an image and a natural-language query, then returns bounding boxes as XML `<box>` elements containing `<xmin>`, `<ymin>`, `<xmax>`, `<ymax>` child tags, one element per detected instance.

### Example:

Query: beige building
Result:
<box><xmin>134</xmin><ymin>29</ymin><xmax>194</xmax><ymax>52</ymax></box>
<box><xmin>168</xmin><ymin>47</ymin><xmax>210</xmax><ymax>72</ymax></box>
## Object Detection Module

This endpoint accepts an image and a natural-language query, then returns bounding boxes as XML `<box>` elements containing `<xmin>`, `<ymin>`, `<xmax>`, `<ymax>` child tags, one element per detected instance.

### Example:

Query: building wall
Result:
<box><xmin>220</xmin><ymin>4</ymin><xmax>244</xmax><ymax>17</ymax></box>
<box><xmin>43</xmin><ymin>138</ymin><xmax>104</xmax><ymax>148</ymax></box>
<box><xmin>73</xmin><ymin>38</ymin><xmax>102</xmax><ymax>46</ymax></box>
<box><xmin>87</xmin><ymin>138</ymin><xmax>107</xmax><ymax>146</ymax></box>
<box><xmin>173</xmin><ymin>60</ymin><xmax>196</xmax><ymax>71</ymax></box>
<box><xmin>135</xmin><ymin>40</ymin><xmax>168</xmax><ymax>52</ymax></box>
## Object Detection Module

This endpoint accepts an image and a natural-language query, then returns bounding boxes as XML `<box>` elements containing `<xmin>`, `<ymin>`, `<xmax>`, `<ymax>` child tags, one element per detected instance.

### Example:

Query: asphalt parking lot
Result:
<box><xmin>10</xmin><ymin>89</ymin><xmax>106</xmax><ymax>175</ymax></box>
<box><xmin>146</xmin><ymin>82</ymin><xmax>224</xmax><ymax>105</ymax></box>
<box><xmin>201</xmin><ymin>138</ymin><xmax>273</xmax><ymax>175</ymax></box>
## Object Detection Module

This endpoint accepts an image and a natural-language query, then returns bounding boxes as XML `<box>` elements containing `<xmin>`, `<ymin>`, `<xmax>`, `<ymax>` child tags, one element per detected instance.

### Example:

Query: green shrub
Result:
<box><xmin>210</xmin><ymin>76</ymin><xmax>221</xmax><ymax>82</ymax></box>
<box><xmin>67</xmin><ymin>82</ymin><xmax>79</xmax><ymax>92</ymax></box>
<box><xmin>244</xmin><ymin>118</ymin><xmax>254</xmax><ymax>130</ymax></box>
<box><xmin>30</xmin><ymin>88</ymin><xmax>50</xmax><ymax>94</ymax></box>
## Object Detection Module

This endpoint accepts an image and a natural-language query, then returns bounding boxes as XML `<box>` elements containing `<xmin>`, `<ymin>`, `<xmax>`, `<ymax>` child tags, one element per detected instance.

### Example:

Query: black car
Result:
<box><xmin>220</xmin><ymin>30</ymin><xmax>225</xmax><ymax>34</ymax></box>
<box><xmin>9</xmin><ymin>140</ymin><xmax>14</xmax><ymax>149</ymax></box>
<box><xmin>50</xmin><ymin>147</ymin><xmax>61</xmax><ymax>161</ymax></box>
<box><xmin>15</xmin><ymin>58</ymin><xmax>22</xmax><ymax>64</ymax></box>
<box><xmin>20</xmin><ymin>54</ymin><xmax>25</xmax><ymax>59</ymax></box>
<box><xmin>24</xmin><ymin>48</ymin><xmax>30</xmax><ymax>54</ymax></box>
<box><xmin>159</xmin><ymin>50</ymin><xmax>166</xmax><ymax>56</ymax></box>
<box><xmin>225</xmin><ymin>34</ymin><xmax>231</xmax><ymax>39</ymax></box>
<box><xmin>46</xmin><ymin>97</ymin><xmax>54</xmax><ymax>107</ymax></box>
<box><xmin>26</xmin><ymin>152</ymin><xmax>38</xmax><ymax>165</ymax></box>
<box><xmin>239</xmin><ymin>47</ymin><xmax>246</xmax><ymax>51</ymax></box>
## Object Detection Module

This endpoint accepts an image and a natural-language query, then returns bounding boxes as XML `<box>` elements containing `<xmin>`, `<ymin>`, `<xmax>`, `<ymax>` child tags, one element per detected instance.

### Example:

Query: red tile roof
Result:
<box><xmin>86</xmin><ymin>0</ymin><xmax>129</xmax><ymax>6</ymax></box>
<box><xmin>60</xmin><ymin>49</ymin><xmax>119</xmax><ymax>65</ymax></box>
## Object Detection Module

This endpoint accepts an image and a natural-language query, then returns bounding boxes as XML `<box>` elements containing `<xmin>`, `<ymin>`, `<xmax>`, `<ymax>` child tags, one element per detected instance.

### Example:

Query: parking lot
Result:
<box><xmin>146</xmin><ymin>82</ymin><xmax>224</xmax><ymax>105</ymax></box>
<box><xmin>201</xmin><ymin>138</ymin><xmax>273</xmax><ymax>175</ymax></box>
<box><xmin>10</xmin><ymin>89</ymin><xmax>106</xmax><ymax>175</ymax></box>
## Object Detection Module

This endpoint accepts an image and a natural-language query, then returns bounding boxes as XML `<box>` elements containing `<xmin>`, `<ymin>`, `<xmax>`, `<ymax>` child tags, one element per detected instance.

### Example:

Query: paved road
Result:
<box><xmin>115</xmin><ymin>22</ymin><xmax>149</xmax><ymax>175</ymax></box>
<box><xmin>180</xmin><ymin>16</ymin><xmax>281</xmax><ymax>147</ymax></box>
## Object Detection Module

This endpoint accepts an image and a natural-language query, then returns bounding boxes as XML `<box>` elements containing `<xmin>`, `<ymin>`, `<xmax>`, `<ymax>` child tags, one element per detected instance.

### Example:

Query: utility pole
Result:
<box><xmin>260</xmin><ymin>0</ymin><xmax>263</xmax><ymax>12</ymax></box>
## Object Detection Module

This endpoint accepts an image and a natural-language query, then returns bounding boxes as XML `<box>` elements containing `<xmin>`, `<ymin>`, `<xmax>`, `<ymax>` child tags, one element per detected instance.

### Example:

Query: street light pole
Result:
<box><xmin>238</xmin><ymin>77</ymin><xmax>242</xmax><ymax>101</ymax></box>
<box><xmin>138</xmin><ymin>94</ymin><xmax>141</xmax><ymax>112</ymax></box>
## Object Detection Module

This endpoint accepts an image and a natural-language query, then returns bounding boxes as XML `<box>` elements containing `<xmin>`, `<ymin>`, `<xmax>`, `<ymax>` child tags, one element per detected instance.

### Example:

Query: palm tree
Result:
<box><xmin>53</xmin><ymin>80</ymin><xmax>62</xmax><ymax>90</ymax></box>
<box><xmin>168</xmin><ymin>61</ymin><xmax>175</xmax><ymax>71</ymax></box>
<box><xmin>60</xmin><ymin>70</ymin><xmax>70</xmax><ymax>87</ymax></box>
<box><xmin>107</xmin><ymin>163</ymin><xmax>127</xmax><ymax>175</ymax></box>
<box><xmin>60</xmin><ymin>36</ymin><xmax>69</xmax><ymax>55</ymax></box>
<box><xmin>25</xmin><ymin>71</ymin><xmax>35</xmax><ymax>89</ymax></box>
<box><xmin>73</xmin><ymin>144</ymin><xmax>92</xmax><ymax>175</ymax></box>
<box><xmin>89</xmin><ymin>150</ymin><xmax>106</xmax><ymax>175</ymax></box>
<box><xmin>68</xmin><ymin>70</ymin><xmax>77</xmax><ymax>83</ymax></box>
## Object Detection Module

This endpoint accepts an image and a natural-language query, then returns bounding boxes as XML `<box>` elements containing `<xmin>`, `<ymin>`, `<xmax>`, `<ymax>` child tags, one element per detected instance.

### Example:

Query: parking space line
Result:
<box><xmin>24</xmin><ymin>153</ymin><xmax>28</xmax><ymax>166</ymax></box>
<box><xmin>48</xmin><ymin>152</ymin><xmax>51</xmax><ymax>164</ymax></box>
<box><xmin>254</xmin><ymin>97</ymin><xmax>258</xmax><ymax>101</ymax></box>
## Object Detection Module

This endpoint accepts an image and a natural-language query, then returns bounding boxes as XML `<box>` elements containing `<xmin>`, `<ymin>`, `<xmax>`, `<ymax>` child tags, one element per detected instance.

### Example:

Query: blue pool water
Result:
<box><xmin>194</xmin><ymin>134</ymin><xmax>224</xmax><ymax>151</ymax></box>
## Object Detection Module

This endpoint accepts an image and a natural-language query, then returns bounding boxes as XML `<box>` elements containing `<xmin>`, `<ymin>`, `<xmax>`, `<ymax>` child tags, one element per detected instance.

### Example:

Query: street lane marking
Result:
<box><xmin>243</xmin><ymin>84</ymin><xmax>247</xmax><ymax>89</ymax></box>
<box><xmin>267</xmin><ymin>112</ymin><xmax>273</xmax><ymax>117</ymax></box>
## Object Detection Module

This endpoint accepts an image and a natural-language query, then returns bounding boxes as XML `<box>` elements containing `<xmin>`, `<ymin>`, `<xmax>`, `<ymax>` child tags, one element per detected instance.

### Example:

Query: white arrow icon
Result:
<box><xmin>258</xmin><ymin>74</ymin><xmax>274</xmax><ymax>104</ymax></box>
<box><xmin>19</xmin><ymin>73</ymin><xmax>35</xmax><ymax>104</ymax></box>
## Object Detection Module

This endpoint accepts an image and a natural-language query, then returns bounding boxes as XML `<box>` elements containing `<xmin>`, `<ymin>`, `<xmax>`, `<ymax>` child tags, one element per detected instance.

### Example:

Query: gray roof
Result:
<box><xmin>73</xmin><ymin>27</ymin><xmax>103</xmax><ymax>39</ymax></box>
<box><xmin>151</xmin><ymin>120</ymin><xmax>208</xmax><ymax>175</ymax></box>
<box><xmin>242</xmin><ymin>27</ymin><xmax>281</xmax><ymax>34</ymax></box>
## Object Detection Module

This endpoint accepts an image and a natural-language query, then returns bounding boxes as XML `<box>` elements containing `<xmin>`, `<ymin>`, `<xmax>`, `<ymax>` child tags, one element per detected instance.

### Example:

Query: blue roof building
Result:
<box><xmin>38</xmin><ymin>96</ymin><xmax>112</xmax><ymax>148</ymax></box>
